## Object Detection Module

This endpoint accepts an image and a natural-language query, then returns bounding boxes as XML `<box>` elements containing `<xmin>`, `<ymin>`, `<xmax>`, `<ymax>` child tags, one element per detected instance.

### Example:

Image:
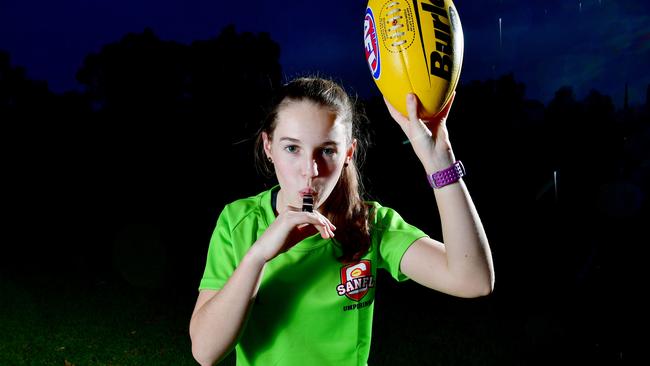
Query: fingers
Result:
<box><xmin>390</xmin><ymin>92</ymin><xmax>456</xmax><ymax>123</ymax></box>
<box><xmin>306</xmin><ymin>211</ymin><xmax>336</xmax><ymax>239</ymax></box>
<box><xmin>285</xmin><ymin>209</ymin><xmax>336</xmax><ymax>239</ymax></box>
<box><xmin>406</xmin><ymin>93</ymin><xmax>420</xmax><ymax>123</ymax></box>
<box><xmin>403</xmin><ymin>93</ymin><xmax>433</xmax><ymax>140</ymax></box>
<box><xmin>433</xmin><ymin>91</ymin><xmax>455</xmax><ymax>121</ymax></box>
<box><xmin>383</xmin><ymin>96</ymin><xmax>405</xmax><ymax>123</ymax></box>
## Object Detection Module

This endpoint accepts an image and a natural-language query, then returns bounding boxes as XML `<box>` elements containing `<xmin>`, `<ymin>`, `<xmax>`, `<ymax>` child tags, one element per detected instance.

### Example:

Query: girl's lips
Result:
<box><xmin>299</xmin><ymin>189</ymin><xmax>316</xmax><ymax>196</ymax></box>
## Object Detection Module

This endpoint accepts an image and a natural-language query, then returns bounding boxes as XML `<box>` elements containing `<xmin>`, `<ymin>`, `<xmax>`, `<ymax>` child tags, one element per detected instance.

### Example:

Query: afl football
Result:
<box><xmin>364</xmin><ymin>0</ymin><xmax>463</xmax><ymax>118</ymax></box>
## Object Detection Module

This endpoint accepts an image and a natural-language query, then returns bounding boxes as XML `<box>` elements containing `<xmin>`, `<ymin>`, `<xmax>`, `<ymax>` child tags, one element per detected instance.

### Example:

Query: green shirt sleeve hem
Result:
<box><xmin>393</xmin><ymin>234</ymin><xmax>429</xmax><ymax>282</ymax></box>
<box><xmin>198</xmin><ymin>278</ymin><xmax>225</xmax><ymax>291</ymax></box>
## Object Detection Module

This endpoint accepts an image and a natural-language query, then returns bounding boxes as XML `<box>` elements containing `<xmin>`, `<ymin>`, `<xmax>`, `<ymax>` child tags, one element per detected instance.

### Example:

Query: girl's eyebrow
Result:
<box><xmin>279</xmin><ymin>136</ymin><xmax>340</xmax><ymax>146</ymax></box>
<box><xmin>279</xmin><ymin>137</ymin><xmax>300</xmax><ymax>143</ymax></box>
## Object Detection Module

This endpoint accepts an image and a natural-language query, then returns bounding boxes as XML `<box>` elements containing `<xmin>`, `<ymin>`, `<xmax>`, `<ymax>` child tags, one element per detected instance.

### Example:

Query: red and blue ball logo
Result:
<box><xmin>364</xmin><ymin>7</ymin><xmax>381</xmax><ymax>80</ymax></box>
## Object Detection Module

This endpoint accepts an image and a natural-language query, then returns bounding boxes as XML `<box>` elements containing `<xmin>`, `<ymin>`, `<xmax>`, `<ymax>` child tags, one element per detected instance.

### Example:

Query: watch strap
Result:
<box><xmin>427</xmin><ymin>160</ymin><xmax>465</xmax><ymax>189</ymax></box>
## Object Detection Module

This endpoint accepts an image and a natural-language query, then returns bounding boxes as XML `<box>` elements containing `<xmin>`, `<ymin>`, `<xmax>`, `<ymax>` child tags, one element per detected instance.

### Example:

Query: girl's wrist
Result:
<box><xmin>246</xmin><ymin>245</ymin><xmax>270</xmax><ymax>266</ymax></box>
<box><xmin>424</xmin><ymin>150</ymin><xmax>456</xmax><ymax>174</ymax></box>
<box><xmin>427</xmin><ymin>160</ymin><xmax>465</xmax><ymax>189</ymax></box>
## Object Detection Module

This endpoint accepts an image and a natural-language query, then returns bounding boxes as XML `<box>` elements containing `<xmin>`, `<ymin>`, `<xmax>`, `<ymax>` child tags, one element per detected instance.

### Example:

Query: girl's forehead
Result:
<box><xmin>274</xmin><ymin>101</ymin><xmax>348</xmax><ymax>142</ymax></box>
<box><xmin>276</xmin><ymin>99</ymin><xmax>335</xmax><ymax>119</ymax></box>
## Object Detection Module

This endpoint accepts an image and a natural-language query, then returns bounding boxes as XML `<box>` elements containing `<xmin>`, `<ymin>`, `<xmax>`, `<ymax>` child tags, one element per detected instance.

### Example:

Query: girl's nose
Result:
<box><xmin>303</xmin><ymin>158</ymin><xmax>319</xmax><ymax>178</ymax></box>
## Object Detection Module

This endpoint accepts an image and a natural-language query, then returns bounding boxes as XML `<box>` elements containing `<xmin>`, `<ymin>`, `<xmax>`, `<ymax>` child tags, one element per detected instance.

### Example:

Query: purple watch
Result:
<box><xmin>427</xmin><ymin>160</ymin><xmax>465</xmax><ymax>189</ymax></box>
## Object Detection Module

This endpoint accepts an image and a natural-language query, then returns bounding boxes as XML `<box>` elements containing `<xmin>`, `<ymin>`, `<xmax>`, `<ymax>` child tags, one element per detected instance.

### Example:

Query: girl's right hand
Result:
<box><xmin>249</xmin><ymin>206</ymin><xmax>336</xmax><ymax>263</ymax></box>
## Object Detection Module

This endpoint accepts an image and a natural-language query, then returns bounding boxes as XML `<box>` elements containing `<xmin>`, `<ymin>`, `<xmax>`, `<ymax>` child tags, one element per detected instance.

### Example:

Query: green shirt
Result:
<box><xmin>199</xmin><ymin>186</ymin><xmax>427</xmax><ymax>365</ymax></box>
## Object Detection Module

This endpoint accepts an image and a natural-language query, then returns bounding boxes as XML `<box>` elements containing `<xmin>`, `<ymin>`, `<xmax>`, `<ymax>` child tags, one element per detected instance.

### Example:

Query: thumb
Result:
<box><xmin>406</xmin><ymin>93</ymin><xmax>420</xmax><ymax>123</ymax></box>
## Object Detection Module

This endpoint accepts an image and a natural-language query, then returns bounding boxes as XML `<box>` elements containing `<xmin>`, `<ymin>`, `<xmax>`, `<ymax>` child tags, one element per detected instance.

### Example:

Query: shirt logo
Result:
<box><xmin>336</xmin><ymin>260</ymin><xmax>375</xmax><ymax>302</ymax></box>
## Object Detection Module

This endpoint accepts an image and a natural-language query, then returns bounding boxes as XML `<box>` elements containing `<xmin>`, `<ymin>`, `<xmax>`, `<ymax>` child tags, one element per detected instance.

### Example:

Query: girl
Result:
<box><xmin>189</xmin><ymin>77</ymin><xmax>494</xmax><ymax>366</ymax></box>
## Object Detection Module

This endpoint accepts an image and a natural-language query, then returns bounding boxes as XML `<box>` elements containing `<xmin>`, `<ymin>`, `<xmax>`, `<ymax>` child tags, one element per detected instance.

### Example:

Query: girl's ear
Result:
<box><xmin>346</xmin><ymin>138</ymin><xmax>357</xmax><ymax>164</ymax></box>
<box><xmin>262</xmin><ymin>132</ymin><xmax>272</xmax><ymax>159</ymax></box>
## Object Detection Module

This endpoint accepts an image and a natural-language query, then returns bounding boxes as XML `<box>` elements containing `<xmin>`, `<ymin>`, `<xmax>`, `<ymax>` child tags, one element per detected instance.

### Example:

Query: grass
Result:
<box><xmin>0</xmin><ymin>270</ymin><xmax>622</xmax><ymax>365</ymax></box>
<box><xmin>0</xmin><ymin>273</ymin><xmax>196</xmax><ymax>366</ymax></box>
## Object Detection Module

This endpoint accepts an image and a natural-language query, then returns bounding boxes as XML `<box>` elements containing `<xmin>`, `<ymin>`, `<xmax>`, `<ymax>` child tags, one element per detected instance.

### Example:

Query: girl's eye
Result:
<box><xmin>322</xmin><ymin>148</ymin><xmax>336</xmax><ymax>157</ymax></box>
<box><xmin>285</xmin><ymin>145</ymin><xmax>298</xmax><ymax>153</ymax></box>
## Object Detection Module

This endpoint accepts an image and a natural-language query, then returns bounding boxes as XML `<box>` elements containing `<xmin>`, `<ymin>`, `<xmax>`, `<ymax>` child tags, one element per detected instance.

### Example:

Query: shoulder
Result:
<box><xmin>365</xmin><ymin>200</ymin><xmax>425</xmax><ymax>239</ymax></box>
<box><xmin>219</xmin><ymin>187</ymin><xmax>275</xmax><ymax>231</ymax></box>
<box><xmin>365</xmin><ymin>201</ymin><xmax>405</xmax><ymax>228</ymax></box>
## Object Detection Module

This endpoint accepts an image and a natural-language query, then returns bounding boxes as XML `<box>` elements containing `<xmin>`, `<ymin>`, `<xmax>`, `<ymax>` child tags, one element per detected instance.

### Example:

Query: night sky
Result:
<box><xmin>1</xmin><ymin>0</ymin><xmax>649</xmax><ymax>108</ymax></box>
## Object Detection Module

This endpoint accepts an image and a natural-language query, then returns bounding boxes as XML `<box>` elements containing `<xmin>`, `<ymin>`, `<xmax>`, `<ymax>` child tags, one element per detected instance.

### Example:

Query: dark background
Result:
<box><xmin>1</xmin><ymin>0</ymin><xmax>649</xmax><ymax>365</ymax></box>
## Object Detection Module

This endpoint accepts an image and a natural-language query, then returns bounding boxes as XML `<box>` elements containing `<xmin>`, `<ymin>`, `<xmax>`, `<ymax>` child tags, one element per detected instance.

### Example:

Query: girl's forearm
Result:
<box><xmin>190</xmin><ymin>249</ymin><xmax>266</xmax><ymax>365</ymax></box>
<box><xmin>433</xmin><ymin>179</ymin><xmax>495</xmax><ymax>293</ymax></box>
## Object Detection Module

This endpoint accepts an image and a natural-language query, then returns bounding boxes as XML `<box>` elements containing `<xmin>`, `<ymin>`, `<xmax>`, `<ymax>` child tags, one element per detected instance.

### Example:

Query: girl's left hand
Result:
<box><xmin>384</xmin><ymin>92</ymin><xmax>456</xmax><ymax>173</ymax></box>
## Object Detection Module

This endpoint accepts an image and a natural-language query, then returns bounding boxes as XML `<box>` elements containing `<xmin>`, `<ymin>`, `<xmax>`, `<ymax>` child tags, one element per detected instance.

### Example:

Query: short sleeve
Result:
<box><xmin>199</xmin><ymin>205</ymin><xmax>237</xmax><ymax>290</ymax></box>
<box><xmin>373</xmin><ymin>204</ymin><xmax>428</xmax><ymax>282</ymax></box>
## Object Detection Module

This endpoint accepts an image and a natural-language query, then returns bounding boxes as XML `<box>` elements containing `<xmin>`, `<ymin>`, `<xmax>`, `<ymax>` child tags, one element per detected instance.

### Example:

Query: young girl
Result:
<box><xmin>189</xmin><ymin>77</ymin><xmax>494</xmax><ymax>366</ymax></box>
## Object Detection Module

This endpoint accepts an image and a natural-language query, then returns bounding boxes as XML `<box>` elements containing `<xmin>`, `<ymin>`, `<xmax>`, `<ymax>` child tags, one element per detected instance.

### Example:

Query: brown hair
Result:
<box><xmin>254</xmin><ymin>77</ymin><xmax>372</xmax><ymax>263</ymax></box>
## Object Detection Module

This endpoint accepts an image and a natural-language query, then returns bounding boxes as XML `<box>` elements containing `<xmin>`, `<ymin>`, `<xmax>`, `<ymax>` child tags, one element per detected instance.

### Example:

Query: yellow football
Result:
<box><xmin>364</xmin><ymin>0</ymin><xmax>464</xmax><ymax>118</ymax></box>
